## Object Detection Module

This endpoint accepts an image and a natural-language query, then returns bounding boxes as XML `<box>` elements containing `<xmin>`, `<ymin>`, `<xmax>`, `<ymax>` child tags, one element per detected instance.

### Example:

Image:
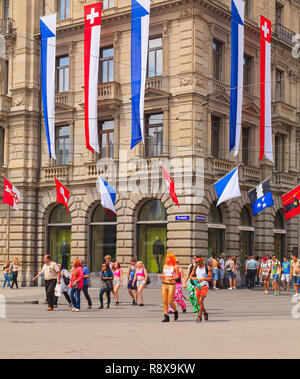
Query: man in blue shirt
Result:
<box><xmin>281</xmin><ymin>257</ymin><xmax>291</xmax><ymax>291</ymax></box>
<box><xmin>245</xmin><ymin>256</ymin><xmax>259</xmax><ymax>290</ymax></box>
<box><xmin>81</xmin><ymin>260</ymin><xmax>93</xmax><ymax>309</ymax></box>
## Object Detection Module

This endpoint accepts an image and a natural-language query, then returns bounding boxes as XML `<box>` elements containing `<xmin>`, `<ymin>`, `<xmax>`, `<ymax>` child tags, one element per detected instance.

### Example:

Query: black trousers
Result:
<box><xmin>82</xmin><ymin>285</ymin><xmax>92</xmax><ymax>307</ymax></box>
<box><xmin>53</xmin><ymin>291</ymin><xmax>71</xmax><ymax>306</ymax></box>
<box><xmin>248</xmin><ymin>270</ymin><xmax>257</xmax><ymax>289</ymax></box>
<box><xmin>45</xmin><ymin>279</ymin><xmax>57</xmax><ymax>308</ymax></box>
<box><xmin>11</xmin><ymin>271</ymin><xmax>18</xmax><ymax>289</ymax></box>
<box><xmin>100</xmin><ymin>288</ymin><xmax>111</xmax><ymax>307</ymax></box>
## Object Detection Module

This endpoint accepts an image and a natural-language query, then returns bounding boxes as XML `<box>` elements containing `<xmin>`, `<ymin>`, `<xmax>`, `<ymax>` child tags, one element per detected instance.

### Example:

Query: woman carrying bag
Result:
<box><xmin>69</xmin><ymin>259</ymin><xmax>84</xmax><ymax>312</ymax></box>
<box><xmin>99</xmin><ymin>263</ymin><xmax>114</xmax><ymax>309</ymax></box>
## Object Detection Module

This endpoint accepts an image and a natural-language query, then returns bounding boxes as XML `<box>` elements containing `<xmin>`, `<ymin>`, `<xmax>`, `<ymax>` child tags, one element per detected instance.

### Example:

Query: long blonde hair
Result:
<box><xmin>13</xmin><ymin>258</ymin><xmax>20</xmax><ymax>265</ymax></box>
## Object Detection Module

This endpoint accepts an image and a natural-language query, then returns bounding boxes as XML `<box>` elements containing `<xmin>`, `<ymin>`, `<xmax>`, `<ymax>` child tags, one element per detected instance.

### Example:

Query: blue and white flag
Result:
<box><xmin>97</xmin><ymin>177</ymin><xmax>116</xmax><ymax>219</ymax></box>
<box><xmin>229</xmin><ymin>0</ymin><xmax>244</xmax><ymax>156</ymax></box>
<box><xmin>131</xmin><ymin>0</ymin><xmax>150</xmax><ymax>149</ymax></box>
<box><xmin>248</xmin><ymin>179</ymin><xmax>274</xmax><ymax>216</ymax></box>
<box><xmin>40</xmin><ymin>14</ymin><xmax>57</xmax><ymax>159</ymax></box>
<box><xmin>215</xmin><ymin>167</ymin><xmax>241</xmax><ymax>206</ymax></box>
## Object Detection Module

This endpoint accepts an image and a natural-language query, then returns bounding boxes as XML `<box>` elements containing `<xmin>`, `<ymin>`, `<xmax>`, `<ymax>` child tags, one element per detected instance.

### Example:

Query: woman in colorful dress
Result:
<box><xmin>168</xmin><ymin>259</ymin><xmax>186</xmax><ymax>314</ymax></box>
<box><xmin>158</xmin><ymin>253</ymin><xmax>179</xmax><ymax>323</ymax></box>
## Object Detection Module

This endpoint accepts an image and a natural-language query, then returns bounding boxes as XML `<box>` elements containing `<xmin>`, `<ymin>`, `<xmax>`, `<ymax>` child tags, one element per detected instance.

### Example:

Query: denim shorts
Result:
<box><xmin>227</xmin><ymin>271</ymin><xmax>236</xmax><ymax>280</ymax></box>
<box><xmin>293</xmin><ymin>276</ymin><xmax>300</xmax><ymax>285</ymax></box>
<box><xmin>212</xmin><ymin>269</ymin><xmax>218</xmax><ymax>282</ymax></box>
<box><xmin>127</xmin><ymin>279</ymin><xmax>137</xmax><ymax>290</ymax></box>
<box><xmin>273</xmin><ymin>274</ymin><xmax>279</xmax><ymax>282</ymax></box>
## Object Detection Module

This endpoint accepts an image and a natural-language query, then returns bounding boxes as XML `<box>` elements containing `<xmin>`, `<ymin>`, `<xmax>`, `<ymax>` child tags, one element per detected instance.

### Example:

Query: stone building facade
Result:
<box><xmin>0</xmin><ymin>0</ymin><xmax>299</xmax><ymax>285</ymax></box>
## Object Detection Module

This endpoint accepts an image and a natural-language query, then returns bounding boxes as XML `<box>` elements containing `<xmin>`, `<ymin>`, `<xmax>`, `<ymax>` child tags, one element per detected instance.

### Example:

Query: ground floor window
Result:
<box><xmin>274</xmin><ymin>234</ymin><xmax>285</xmax><ymax>261</ymax></box>
<box><xmin>137</xmin><ymin>200</ymin><xmax>167</xmax><ymax>273</ymax></box>
<box><xmin>90</xmin><ymin>204</ymin><xmax>116</xmax><ymax>272</ymax></box>
<box><xmin>47</xmin><ymin>205</ymin><xmax>72</xmax><ymax>269</ymax></box>
<box><xmin>208</xmin><ymin>228</ymin><xmax>224</xmax><ymax>257</ymax></box>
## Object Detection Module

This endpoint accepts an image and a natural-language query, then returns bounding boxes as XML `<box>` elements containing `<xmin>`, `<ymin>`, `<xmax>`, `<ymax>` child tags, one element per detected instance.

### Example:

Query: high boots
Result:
<box><xmin>162</xmin><ymin>314</ymin><xmax>170</xmax><ymax>322</ymax></box>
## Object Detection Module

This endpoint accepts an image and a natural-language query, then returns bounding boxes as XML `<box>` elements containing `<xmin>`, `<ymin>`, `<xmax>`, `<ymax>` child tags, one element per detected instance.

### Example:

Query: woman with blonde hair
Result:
<box><xmin>10</xmin><ymin>258</ymin><xmax>20</xmax><ymax>289</ymax></box>
<box><xmin>158</xmin><ymin>253</ymin><xmax>179</xmax><ymax>322</ymax></box>
<box><xmin>132</xmin><ymin>261</ymin><xmax>148</xmax><ymax>306</ymax></box>
<box><xmin>2</xmin><ymin>261</ymin><xmax>11</xmax><ymax>289</ymax></box>
<box><xmin>113</xmin><ymin>261</ymin><xmax>123</xmax><ymax>305</ymax></box>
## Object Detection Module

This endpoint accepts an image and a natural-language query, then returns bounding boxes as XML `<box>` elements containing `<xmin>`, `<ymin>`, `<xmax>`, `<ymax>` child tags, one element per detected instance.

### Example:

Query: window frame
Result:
<box><xmin>212</xmin><ymin>39</ymin><xmax>223</xmax><ymax>81</ymax></box>
<box><xmin>56</xmin><ymin>55</ymin><xmax>69</xmax><ymax>93</ymax></box>
<box><xmin>147</xmin><ymin>36</ymin><xmax>163</xmax><ymax>78</ymax></box>
<box><xmin>243</xmin><ymin>54</ymin><xmax>253</xmax><ymax>93</ymax></box>
<box><xmin>145</xmin><ymin>113</ymin><xmax>164</xmax><ymax>158</ymax></box>
<box><xmin>98</xmin><ymin>120</ymin><xmax>114</xmax><ymax>159</ymax></box>
<box><xmin>55</xmin><ymin>125</ymin><xmax>70</xmax><ymax>166</ymax></box>
<box><xmin>275</xmin><ymin>69</ymin><xmax>284</xmax><ymax>101</ymax></box>
<box><xmin>57</xmin><ymin>0</ymin><xmax>70</xmax><ymax>21</ymax></box>
<box><xmin>99</xmin><ymin>46</ymin><xmax>114</xmax><ymax>84</ymax></box>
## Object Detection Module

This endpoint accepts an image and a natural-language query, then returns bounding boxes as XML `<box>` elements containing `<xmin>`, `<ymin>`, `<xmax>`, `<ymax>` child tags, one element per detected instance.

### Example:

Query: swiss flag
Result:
<box><xmin>281</xmin><ymin>185</ymin><xmax>300</xmax><ymax>221</ymax></box>
<box><xmin>2</xmin><ymin>178</ymin><xmax>20</xmax><ymax>211</ymax></box>
<box><xmin>162</xmin><ymin>167</ymin><xmax>180</xmax><ymax>207</ymax></box>
<box><xmin>55</xmin><ymin>178</ymin><xmax>70</xmax><ymax>213</ymax></box>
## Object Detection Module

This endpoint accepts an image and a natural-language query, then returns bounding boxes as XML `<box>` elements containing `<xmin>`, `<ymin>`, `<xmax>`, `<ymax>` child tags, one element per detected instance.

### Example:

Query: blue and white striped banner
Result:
<box><xmin>229</xmin><ymin>0</ymin><xmax>244</xmax><ymax>156</ymax></box>
<box><xmin>131</xmin><ymin>0</ymin><xmax>150</xmax><ymax>150</ymax></box>
<box><xmin>40</xmin><ymin>14</ymin><xmax>56</xmax><ymax>160</ymax></box>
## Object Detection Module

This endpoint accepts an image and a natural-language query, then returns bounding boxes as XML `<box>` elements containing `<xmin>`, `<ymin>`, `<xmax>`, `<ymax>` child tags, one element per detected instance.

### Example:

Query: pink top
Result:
<box><xmin>70</xmin><ymin>266</ymin><xmax>84</xmax><ymax>290</ymax></box>
<box><xmin>114</xmin><ymin>269</ymin><xmax>122</xmax><ymax>278</ymax></box>
<box><xmin>136</xmin><ymin>268</ymin><xmax>145</xmax><ymax>278</ymax></box>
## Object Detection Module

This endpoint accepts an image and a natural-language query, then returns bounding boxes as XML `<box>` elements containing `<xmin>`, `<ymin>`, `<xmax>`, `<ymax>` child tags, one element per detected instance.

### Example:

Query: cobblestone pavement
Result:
<box><xmin>0</xmin><ymin>286</ymin><xmax>299</xmax><ymax>359</ymax></box>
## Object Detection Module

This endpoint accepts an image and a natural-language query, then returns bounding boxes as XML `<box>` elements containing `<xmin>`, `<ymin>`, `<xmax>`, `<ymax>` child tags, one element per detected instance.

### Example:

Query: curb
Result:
<box><xmin>5</xmin><ymin>300</ymin><xmax>39</xmax><ymax>305</ymax></box>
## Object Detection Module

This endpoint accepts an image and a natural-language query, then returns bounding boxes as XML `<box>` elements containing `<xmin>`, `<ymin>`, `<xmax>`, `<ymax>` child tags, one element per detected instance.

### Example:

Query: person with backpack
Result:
<box><xmin>225</xmin><ymin>256</ymin><xmax>236</xmax><ymax>290</ymax></box>
<box><xmin>190</xmin><ymin>256</ymin><xmax>212</xmax><ymax>322</ymax></box>
<box><xmin>132</xmin><ymin>261</ymin><xmax>148</xmax><ymax>307</ymax></box>
<box><xmin>184</xmin><ymin>256</ymin><xmax>199</xmax><ymax>314</ymax></box>
<box><xmin>158</xmin><ymin>253</ymin><xmax>179</xmax><ymax>323</ymax></box>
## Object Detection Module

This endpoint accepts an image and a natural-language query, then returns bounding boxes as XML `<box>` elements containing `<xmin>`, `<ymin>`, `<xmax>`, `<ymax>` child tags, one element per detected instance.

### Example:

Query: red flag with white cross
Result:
<box><xmin>2</xmin><ymin>178</ymin><xmax>21</xmax><ymax>211</ymax></box>
<box><xmin>55</xmin><ymin>177</ymin><xmax>70</xmax><ymax>213</ymax></box>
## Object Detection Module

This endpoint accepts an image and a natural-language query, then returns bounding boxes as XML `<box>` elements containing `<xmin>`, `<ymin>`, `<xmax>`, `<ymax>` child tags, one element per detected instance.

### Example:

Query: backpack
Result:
<box><xmin>190</xmin><ymin>264</ymin><xmax>210</xmax><ymax>284</ymax></box>
<box><xmin>225</xmin><ymin>261</ymin><xmax>233</xmax><ymax>272</ymax></box>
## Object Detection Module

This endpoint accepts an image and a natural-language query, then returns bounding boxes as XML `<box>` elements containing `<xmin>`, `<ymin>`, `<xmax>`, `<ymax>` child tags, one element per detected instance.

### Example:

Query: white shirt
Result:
<box><xmin>195</xmin><ymin>266</ymin><xmax>209</xmax><ymax>287</ymax></box>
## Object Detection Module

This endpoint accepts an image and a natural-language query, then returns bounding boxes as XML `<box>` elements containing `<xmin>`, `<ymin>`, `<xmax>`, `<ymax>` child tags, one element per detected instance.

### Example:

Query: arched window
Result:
<box><xmin>240</xmin><ymin>206</ymin><xmax>252</xmax><ymax>226</ymax></box>
<box><xmin>137</xmin><ymin>200</ymin><xmax>167</xmax><ymax>273</ymax></box>
<box><xmin>240</xmin><ymin>206</ymin><xmax>254</xmax><ymax>264</ymax></box>
<box><xmin>208</xmin><ymin>202</ymin><xmax>225</xmax><ymax>257</ymax></box>
<box><xmin>274</xmin><ymin>210</ymin><xmax>286</xmax><ymax>260</ymax></box>
<box><xmin>90</xmin><ymin>204</ymin><xmax>116</xmax><ymax>272</ymax></box>
<box><xmin>47</xmin><ymin>204</ymin><xmax>72</xmax><ymax>268</ymax></box>
<box><xmin>274</xmin><ymin>211</ymin><xmax>284</xmax><ymax>229</ymax></box>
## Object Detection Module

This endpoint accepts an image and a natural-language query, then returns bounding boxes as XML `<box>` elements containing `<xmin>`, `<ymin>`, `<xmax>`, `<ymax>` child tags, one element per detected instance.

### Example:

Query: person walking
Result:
<box><xmin>268</xmin><ymin>256</ymin><xmax>281</xmax><ymax>296</ymax></box>
<box><xmin>281</xmin><ymin>257</ymin><xmax>291</xmax><ymax>292</ymax></box>
<box><xmin>184</xmin><ymin>256</ymin><xmax>199</xmax><ymax>314</ymax></box>
<box><xmin>190</xmin><ymin>256</ymin><xmax>212</xmax><ymax>323</ymax></box>
<box><xmin>245</xmin><ymin>256</ymin><xmax>259</xmax><ymax>290</ymax></box>
<box><xmin>69</xmin><ymin>259</ymin><xmax>84</xmax><ymax>312</ymax></box>
<box><xmin>158</xmin><ymin>253</ymin><xmax>179</xmax><ymax>323</ymax></box>
<box><xmin>290</xmin><ymin>253</ymin><xmax>300</xmax><ymax>297</ymax></box>
<box><xmin>127</xmin><ymin>258</ymin><xmax>138</xmax><ymax>306</ymax></box>
<box><xmin>99</xmin><ymin>263</ymin><xmax>114</xmax><ymax>309</ymax></box>
<box><xmin>59</xmin><ymin>264</ymin><xmax>72</xmax><ymax>306</ymax></box>
<box><xmin>168</xmin><ymin>259</ymin><xmax>187</xmax><ymax>314</ymax></box>
<box><xmin>10</xmin><ymin>258</ymin><xmax>20</xmax><ymax>289</ymax></box>
<box><xmin>225</xmin><ymin>256</ymin><xmax>236</xmax><ymax>290</ymax></box>
<box><xmin>219</xmin><ymin>253</ymin><xmax>226</xmax><ymax>289</ymax></box>
<box><xmin>132</xmin><ymin>261</ymin><xmax>148</xmax><ymax>307</ymax></box>
<box><xmin>80</xmin><ymin>260</ymin><xmax>93</xmax><ymax>309</ymax></box>
<box><xmin>2</xmin><ymin>261</ymin><xmax>11</xmax><ymax>289</ymax></box>
<box><xmin>113</xmin><ymin>261</ymin><xmax>123</xmax><ymax>305</ymax></box>
<box><xmin>33</xmin><ymin>255</ymin><xmax>61</xmax><ymax>311</ymax></box>
<box><xmin>259</xmin><ymin>257</ymin><xmax>270</xmax><ymax>294</ymax></box>
<box><xmin>211</xmin><ymin>254</ymin><xmax>219</xmax><ymax>290</ymax></box>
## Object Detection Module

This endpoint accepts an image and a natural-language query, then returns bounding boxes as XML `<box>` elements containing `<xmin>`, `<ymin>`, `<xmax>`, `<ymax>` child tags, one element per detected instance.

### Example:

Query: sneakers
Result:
<box><xmin>47</xmin><ymin>307</ymin><xmax>54</xmax><ymax>311</ymax></box>
<box><xmin>228</xmin><ymin>288</ymin><xmax>233</xmax><ymax>290</ymax></box>
<box><xmin>292</xmin><ymin>293</ymin><xmax>299</xmax><ymax>298</ymax></box>
<box><xmin>233</xmin><ymin>287</ymin><xmax>237</xmax><ymax>290</ymax></box>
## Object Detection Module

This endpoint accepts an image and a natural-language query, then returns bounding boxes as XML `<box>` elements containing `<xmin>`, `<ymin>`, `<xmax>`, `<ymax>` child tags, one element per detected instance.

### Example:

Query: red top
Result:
<box><xmin>70</xmin><ymin>266</ymin><xmax>84</xmax><ymax>290</ymax></box>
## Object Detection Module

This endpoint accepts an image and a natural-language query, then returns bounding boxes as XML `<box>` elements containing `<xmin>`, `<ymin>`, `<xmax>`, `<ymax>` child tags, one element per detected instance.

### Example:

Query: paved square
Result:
<box><xmin>0</xmin><ymin>287</ymin><xmax>299</xmax><ymax>359</ymax></box>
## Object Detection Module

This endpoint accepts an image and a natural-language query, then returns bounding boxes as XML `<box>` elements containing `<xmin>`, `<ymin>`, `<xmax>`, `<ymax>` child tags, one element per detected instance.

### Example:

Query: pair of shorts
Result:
<box><xmin>273</xmin><ymin>274</ymin><xmax>279</xmax><ymax>282</ymax></box>
<box><xmin>281</xmin><ymin>274</ymin><xmax>290</xmax><ymax>282</ymax></box>
<box><xmin>113</xmin><ymin>279</ymin><xmax>121</xmax><ymax>286</ymax></box>
<box><xmin>127</xmin><ymin>279</ymin><xmax>137</xmax><ymax>290</ymax></box>
<box><xmin>212</xmin><ymin>269</ymin><xmax>218</xmax><ymax>282</ymax></box>
<box><xmin>219</xmin><ymin>270</ymin><xmax>225</xmax><ymax>280</ymax></box>
<box><xmin>136</xmin><ymin>280</ymin><xmax>145</xmax><ymax>287</ymax></box>
<box><xmin>262</xmin><ymin>275</ymin><xmax>269</xmax><ymax>282</ymax></box>
<box><xmin>293</xmin><ymin>276</ymin><xmax>300</xmax><ymax>285</ymax></box>
<box><xmin>196</xmin><ymin>286</ymin><xmax>209</xmax><ymax>298</ymax></box>
<box><xmin>227</xmin><ymin>271</ymin><xmax>236</xmax><ymax>280</ymax></box>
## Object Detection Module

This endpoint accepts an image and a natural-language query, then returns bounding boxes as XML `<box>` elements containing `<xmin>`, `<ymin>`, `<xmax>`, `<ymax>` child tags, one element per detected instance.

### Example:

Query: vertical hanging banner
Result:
<box><xmin>40</xmin><ymin>14</ymin><xmax>57</xmax><ymax>160</ymax></box>
<box><xmin>229</xmin><ymin>0</ymin><xmax>245</xmax><ymax>156</ymax></box>
<box><xmin>260</xmin><ymin>16</ymin><xmax>273</xmax><ymax>162</ymax></box>
<box><xmin>84</xmin><ymin>2</ymin><xmax>102</xmax><ymax>154</ymax></box>
<box><xmin>131</xmin><ymin>0</ymin><xmax>150</xmax><ymax>149</ymax></box>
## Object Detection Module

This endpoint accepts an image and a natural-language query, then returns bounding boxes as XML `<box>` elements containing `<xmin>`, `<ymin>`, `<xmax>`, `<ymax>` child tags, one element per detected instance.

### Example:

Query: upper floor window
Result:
<box><xmin>147</xmin><ymin>37</ymin><xmax>163</xmax><ymax>78</ymax></box>
<box><xmin>275</xmin><ymin>134</ymin><xmax>285</xmax><ymax>172</ymax></box>
<box><xmin>275</xmin><ymin>69</ymin><xmax>284</xmax><ymax>101</ymax></box>
<box><xmin>244</xmin><ymin>54</ymin><xmax>253</xmax><ymax>93</ymax></box>
<box><xmin>145</xmin><ymin>113</ymin><xmax>163</xmax><ymax>157</ymax></box>
<box><xmin>211</xmin><ymin>115</ymin><xmax>221</xmax><ymax>159</ymax></box>
<box><xmin>55</xmin><ymin>125</ymin><xmax>70</xmax><ymax>166</ymax></box>
<box><xmin>4</xmin><ymin>60</ymin><xmax>8</xmax><ymax>95</ymax></box>
<box><xmin>3</xmin><ymin>0</ymin><xmax>9</xmax><ymax>19</ymax></box>
<box><xmin>57</xmin><ymin>0</ymin><xmax>70</xmax><ymax>20</ymax></box>
<box><xmin>56</xmin><ymin>56</ymin><xmax>69</xmax><ymax>93</ymax></box>
<box><xmin>213</xmin><ymin>39</ymin><xmax>223</xmax><ymax>81</ymax></box>
<box><xmin>99</xmin><ymin>120</ymin><xmax>114</xmax><ymax>159</ymax></box>
<box><xmin>244</xmin><ymin>0</ymin><xmax>251</xmax><ymax>19</ymax></box>
<box><xmin>100</xmin><ymin>47</ymin><xmax>114</xmax><ymax>83</ymax></box>
<box><xmin>103</xmin><ymin>0</ymin><xmax>115</xmax><ymax>9</ymax></box>
<box><xmin>0</xmin><ymin>126</ymin><xmax>4</xmax><ymax>166</ymax></box>
<box><xmin>276</xmin><ymin>2</ymin><xmax>283</xmax><ymax>24</ymax></box>
<box><xmin>242</xmin><ymin>127</ymin><xmax>250</xmax><ymax>166</ymax></box>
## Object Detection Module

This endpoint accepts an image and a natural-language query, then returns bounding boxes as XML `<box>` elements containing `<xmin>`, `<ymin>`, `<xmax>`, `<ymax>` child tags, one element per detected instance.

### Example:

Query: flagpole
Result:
<box><xmin>208</xmin><ymin>163</ymin><xmax>242</xmax><ymax>189</ymax></box>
